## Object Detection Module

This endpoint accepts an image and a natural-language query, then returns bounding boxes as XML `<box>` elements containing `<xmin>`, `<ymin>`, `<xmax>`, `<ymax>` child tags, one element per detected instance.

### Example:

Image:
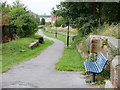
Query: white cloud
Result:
<box><xmin>2</xmin><ymin>0</ymin><xmax>60</xmax><ymax>15</ymax></box>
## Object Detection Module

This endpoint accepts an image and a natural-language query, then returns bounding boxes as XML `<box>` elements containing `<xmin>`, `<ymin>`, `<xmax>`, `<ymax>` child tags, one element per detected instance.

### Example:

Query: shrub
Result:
<box><xmin>61</xmin><ymin>24</ymin><xmax>66</xmax><ymax>28</ymax></box>
<box><xmin>16</xmin><ymin>13</ymin><xmax>37</xmax><ymax>37</ymax></box>
<box><xmin>36</xmin><ymin>16</ymin><xmax>40</xmax><ymax>24</ymax></box>
<box><xmin>45</xmin><ymin>22</ymin><xmax>51</xmax><ymax>26</ymax></box>
<box><xmin>101</xmin><ymin>39</ymin><xmax>108</xmax><ymax>48</ymax></box>
<box><xmin>5</xmin><ymin>0</ymin><xmax>38</xmax><ymax>38</ymax></box>
<box><xmin>40</xmin><ymin>18</ymin><xmax>45</xmax><ymax>25</ymax></box>
<box><xmin>54</xmin><ymin>17</ymin><xmax>64</xmax><ymax>27</ymax></box>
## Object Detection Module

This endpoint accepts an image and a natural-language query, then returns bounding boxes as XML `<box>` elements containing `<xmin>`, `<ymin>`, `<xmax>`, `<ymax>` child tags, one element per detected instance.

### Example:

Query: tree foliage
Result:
<box><xmin>0</xmin><ymin>2</ymin><xmax>11</xmax><ymax>25</ymax></box>
<box><xmin>54</xmin><ymin>17</ymin><xmax>64</xmax><ymax>27</ymax></box>
<box><xmin>16</xmin><ymin>13</ymin><xmax>37</xmax><ymax>37</ymax></box>
<box><xmin>54</xmin><ymin>2</ymin><xmax>120</xmax><ymax>37</ymax></box>
<box><xmin>1</xmin><ymin>0</ymin><xmax>39</xmax><ymax>38</ymax></box>
<box><xmin>40</xmin><ymin>18</ymin><xmax>45</xmax><ymax>25</ymax></box>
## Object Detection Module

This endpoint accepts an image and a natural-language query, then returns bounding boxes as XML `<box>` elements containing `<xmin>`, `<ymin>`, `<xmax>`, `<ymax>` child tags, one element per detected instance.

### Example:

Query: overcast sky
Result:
<box><xmin>1</xmin><ymin>0</ymin><xmax>60</xmax><ymax>15</ymax></box>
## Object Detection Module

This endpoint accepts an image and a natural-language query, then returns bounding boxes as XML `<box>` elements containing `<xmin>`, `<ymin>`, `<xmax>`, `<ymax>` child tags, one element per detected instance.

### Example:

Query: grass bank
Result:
<box><xmin>2</xmin><ymin>35</ymin><xmax>54</xmax><ymax>73</ymax></box>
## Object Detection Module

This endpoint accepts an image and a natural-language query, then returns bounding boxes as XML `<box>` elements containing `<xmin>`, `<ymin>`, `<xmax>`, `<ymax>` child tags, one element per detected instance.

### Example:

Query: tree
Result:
<box><xmin>0</xmin><ymin>2</ymin><xmax>11</xmax><ymax>25</ymax></box>
<box><xmin>1</xmin><ymin>0</ymin><xmax>38</xmax><ymax>38</ymax></box>
<box><xmin>0</xmin><ymin>2</ymin><xmax>12</xmax><ymax>42</ymax></box>
<box><xmin>57</xmin><ymin>2</ymin><xmax>97</xmax><ymax>37</ymax></box>
<box><xmin>40</xmin><ymin>18</ymin><xmax>45</xmax><ymax>25</ymax></box>
<box><xmin>8</xmin><ymin>0</ymin><xmax>27</xmax><ymax>25</ymax></box>
<box><xmin>55</xmin><ymin>2</ymin><xmax>120</xmax><ymax>38</ymax></box>
<box><xmin>54</xmin><ymin>17</ymin><xmax>64</xmax><ymax>27</ymax></box>
<box><xmin>16</xmin><ymin>13</ymin><xmax>37</xmax><ymax>37</ymax></box>
<box><xmin>36</xmin><ymin>15</ymin><xmax>40</xmax><ymax>24</ymax></box>
<box><xmin>7</xmin><ymin>0</ymin><xmax>38</xmax><ymax>37</ymax></box>
<box><xmin>55</xmin><ymin>2</ymin><xmax>73</xmax><ymax>47</ymax></box>
<box><xmin>52</xmin><ymin>9</ymin><xmax>59</xmax><ymax>38</ymax></box>
<box><xmin>102</xmin><ymin>2</ymin><xmax>120</xmax><ymax>24</ymax></box>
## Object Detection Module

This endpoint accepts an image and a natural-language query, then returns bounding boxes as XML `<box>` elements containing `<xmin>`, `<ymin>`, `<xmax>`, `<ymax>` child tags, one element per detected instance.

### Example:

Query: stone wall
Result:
<box><xmin>89</xmin><ymin>35</ymin><xmax>110</xmax><ymax>60</ymax></box>
<box><xmin>77</xmin><ymin>35</ymin><xmax>118</xmax><ymax>61</ymax></box>
<box><xmin>110</xmin><ymin>56</ymin><xmax>120</xmax><ymax>88</ymax></box>
<box><xmin>76</xmin><ymin>43</ymin><xmax>89</xmax><ymax>58</ymax></box>
<box><xmin>76</xmin><ymin>35</ymin><xmax>111</xmax><ymax>60</ymax></box>
<box><xmin>76</xmin><ymin>35</ymin><xmax>120</xmax><ymax>88</ymax></box>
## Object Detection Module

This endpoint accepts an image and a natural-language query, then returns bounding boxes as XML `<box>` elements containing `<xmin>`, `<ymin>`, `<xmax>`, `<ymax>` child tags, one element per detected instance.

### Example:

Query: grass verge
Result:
<box><xmin>55</xmin><ymin>46</ymin><xmax>84</xmax><ymax>71</ymax></box>
<box><xmin>46</xmin><ymin>26</ymin><xmax>77</xmax><ymax>35</ymax></box>
<box><xmin>41</xmin><ymin>29</ymin><xmax>72</xmax><ymax>45</ymax></box>
<box><xmin>42</xmin><ymin>29</ymin><xmax>84</xmax><ymax>71</ymax></box>
<box><xmin>2</xmin><ymin>35</ymin><xmax>54</xmax><ymax>73</ymax></box>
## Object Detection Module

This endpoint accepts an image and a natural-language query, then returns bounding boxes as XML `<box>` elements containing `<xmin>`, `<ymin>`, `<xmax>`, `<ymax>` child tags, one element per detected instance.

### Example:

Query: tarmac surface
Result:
<box><xmin>0</xmin><ymin>29</ymin><xmax>98</xmax><ymax>88</ymax></box>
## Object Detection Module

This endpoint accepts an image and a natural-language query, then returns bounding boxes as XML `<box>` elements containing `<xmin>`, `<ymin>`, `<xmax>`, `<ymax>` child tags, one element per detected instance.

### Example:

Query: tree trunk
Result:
<box><xmin>98</xmin><ymin>3</ymin><xmax>102</xmax><ymax>26</ymax></box>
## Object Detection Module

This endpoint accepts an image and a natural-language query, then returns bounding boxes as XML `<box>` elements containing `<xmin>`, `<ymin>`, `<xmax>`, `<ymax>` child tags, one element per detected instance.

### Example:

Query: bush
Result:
<box><xmin>4</xmin><ymin>0</ymin><xmax>38</xmax><ymax>38</ymax></box>
<box><xmin>40</xmin><ymin>18</ymin><xmax>45</xmax><ymax>25</ymax></box>
<box><xmin>54</xmin><ymin>17</ymin><xmax>64</xmax><ymax>27</ymax></box>
<box><xmin>45</xmin><ymin>22</ymin><xmax>51</xmax><ymax>26</ymax></box>
<box><xmin>71</xmin><ymin>35</ymin><xmax>82</xmax><ymax>48</ymax></box>
<box><xmin>61</xmin><ymin>24</ymin><xmax>66</xmax><ymax>28</ymax></box>
<box><xmin>80</xmin><ymin>36</ymin><xmax>90</xmax><ymax>54</ymax></box>
<box><xmin>36</xmin><ymin>16</ymin><xmax>40</xmax><ymax>24</ymax></box>
<box><xmin>16</xmin><ymin>13</ymin><xmax>37</xmax><ymax>37</ymax></box>
<box><xmin>50</xmin><ymin>25</ymin><xmax>53</xmax><ymax>27</ymax></box>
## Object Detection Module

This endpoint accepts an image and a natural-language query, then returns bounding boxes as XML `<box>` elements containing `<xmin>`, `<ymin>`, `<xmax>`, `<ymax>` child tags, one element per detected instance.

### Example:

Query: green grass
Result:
<box><xmin>42</xmin><ymin>28</ymin><xmax>84</xmax><ymax>71</ymax></box>
<box><xmin>116</xmin><ymin>36</ymin><xmax>120</xmax><ymax>39</ymax></box>
<box><xmin>46</xmin><ymin>26</ymin><xmax>77</xmax><ymax>35</ymax></box>
<box><xmin>55</xmin><ymin>46</ymin><xmax>84</xmax><ymax>71</ymax></box>
<box><xmin>42</xmin><ymin>29</ymin><xmax>72</xmax><ymax>45</ymax></box>
<box><xmin>2</xmin><ymin>35</ymin><xmax>54</xmax><ymax>73</ymax></box>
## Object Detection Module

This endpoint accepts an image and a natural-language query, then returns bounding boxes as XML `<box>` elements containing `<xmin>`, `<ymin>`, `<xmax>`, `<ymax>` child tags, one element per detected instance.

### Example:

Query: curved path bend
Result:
<box><xmin>1</xmin><ymin>29</ymin><xmax>98</xmax><ymax>88</ymax></box>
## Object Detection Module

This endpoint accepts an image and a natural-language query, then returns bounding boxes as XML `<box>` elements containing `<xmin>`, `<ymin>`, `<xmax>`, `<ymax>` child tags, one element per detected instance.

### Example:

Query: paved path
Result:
<box><xmin>0</xmin><ymin>29</ymin><xmax>98</xmax><ymax>88</ymax></box>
